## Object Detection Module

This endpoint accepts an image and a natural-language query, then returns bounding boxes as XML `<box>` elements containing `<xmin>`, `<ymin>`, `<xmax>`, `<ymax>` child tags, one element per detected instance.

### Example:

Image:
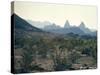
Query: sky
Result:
<box><xmin>14</xmin><ymin>1</ymin><xmax>97</xmax><ymax>30</ymax></box>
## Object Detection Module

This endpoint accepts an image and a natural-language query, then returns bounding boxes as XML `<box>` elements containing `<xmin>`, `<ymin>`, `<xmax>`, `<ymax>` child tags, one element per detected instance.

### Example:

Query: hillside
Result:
<box><xmin>12</xmin><ymin>14</ymin><xmax>43</xmax><ymax>32</ymax></box>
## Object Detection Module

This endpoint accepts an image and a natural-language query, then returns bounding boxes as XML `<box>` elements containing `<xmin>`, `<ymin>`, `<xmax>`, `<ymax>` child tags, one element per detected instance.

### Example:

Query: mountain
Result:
<box><xmin>43</xmin><ymin>21</ymin><xmax>97</xmax><ymax>36</ymax></box>
<box><xmin>79</xmin><ymin>22</ymin><xmax>91</xmax><ymax>34</ymax></box>
<box><xmin>12</xmin><ymin>14</ymin><xmax>42</xmax><ymax>32</ymax></box>
<box><xmin>64</xmin><ymin>20</ymin><xmax>70</xmax><ymax>28</ymax></box>
<box><xmin>12</xmin><ymin>14</ymin><xmax>96</xmax><ymax>36</ymax></box>
<box><xmin>44</xmin><ymin>23</ymin><xmax>61</xmax><ymax>30</ymax></box>
<box><xmin>43</xmin><ymin>21</ymin><xmax>85</xmax><ymax>35</ymax></box>
<box><xmin>12</xmin><ymin>13</ymin><xmax>46</xmax><ymax>48</ymax></box>
<box><xmin>79</xmin><ymin>22</ymin><xmax>97</xmax><ymax>36</ymax></box>
<box><xmin>12</xmin><ymin>13</ymin><xmax>60</xmax><ymax>44</ymax></box>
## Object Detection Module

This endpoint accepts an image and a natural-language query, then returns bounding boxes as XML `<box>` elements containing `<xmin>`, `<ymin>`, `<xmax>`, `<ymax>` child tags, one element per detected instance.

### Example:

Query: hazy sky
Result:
<box><xmin>14</xmin><ymin>1</ymin><xmax>97</xmax><ymax>30</ymax></box>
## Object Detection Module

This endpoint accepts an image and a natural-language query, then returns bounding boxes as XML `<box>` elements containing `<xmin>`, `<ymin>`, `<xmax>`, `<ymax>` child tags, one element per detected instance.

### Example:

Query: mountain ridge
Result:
<box><xmin>12</xmin><ymin>14</ymin><xmax>96</xmax><ymax>36</ymax></box>
<box><xmin>12</xmin><ymin>13</ymin><xmax>43</xmax><ymax>32</ymax></box>
<box><xmin>43</xmin><ymin>21</ymin><xmax>97</xmax><ymax>36</ymax></box>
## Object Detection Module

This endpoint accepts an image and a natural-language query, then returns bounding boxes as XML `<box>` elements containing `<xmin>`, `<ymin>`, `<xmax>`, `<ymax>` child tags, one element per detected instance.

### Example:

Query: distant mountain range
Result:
<box><xmin>42</xmin><ymin>20</ymin><xmax>97</xmax><ymax>36</ymax></box>
<box><xmin>26</xmin><ymin>19</ymin><xmax>97</xmax><ymax>36</ymax></box>
<box><xmin>12</xmin><ymin>13</ymin><xmax>97</xmax><ymax>37</ymax></box>
<box><xmin>12</xmin><ymin>14</ymin><xmax>60</xmax><ymax>42</ymax></box>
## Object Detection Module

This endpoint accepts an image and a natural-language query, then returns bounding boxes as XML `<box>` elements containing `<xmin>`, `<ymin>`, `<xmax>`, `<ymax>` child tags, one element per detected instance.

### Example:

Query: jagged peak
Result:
<box><xmin>79</xmin><ymin>21</ymin><xmax>85</xmax><ymax>28</ymax></box>
<box><xmin>64</xmin><ymin>20</ymin><xmax>70</xmax><ymax>28</ymax></box>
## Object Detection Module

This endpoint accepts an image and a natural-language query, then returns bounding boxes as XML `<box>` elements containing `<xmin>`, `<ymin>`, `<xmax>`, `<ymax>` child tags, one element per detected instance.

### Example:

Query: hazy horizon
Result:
<box><xmin>13</xmin><ymin>1</ymin><xmax>97</xmax><ymax>30</ymax></box>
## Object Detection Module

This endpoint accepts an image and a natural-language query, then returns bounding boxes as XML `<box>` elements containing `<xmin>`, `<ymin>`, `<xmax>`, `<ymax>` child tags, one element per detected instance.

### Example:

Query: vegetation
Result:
<box><xmin>14</xmin><ymin>31</ymin><xmax>97</xmax><ymax>73</ymax></box>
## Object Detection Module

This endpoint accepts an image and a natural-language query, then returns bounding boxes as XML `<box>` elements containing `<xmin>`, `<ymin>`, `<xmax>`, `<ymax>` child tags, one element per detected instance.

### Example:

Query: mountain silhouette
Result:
<box><xmin>64</xmin><ymin>20</ymin><xmax>70</xmax><ymax>28</ymax></box>
<box><xmin>79</xmin><ymin>22</ymin><xmax>91</xmax><ymax>34</ymax></box>
<box><xmin>12</xmin><ymin>14</ymin><xmax>96</xmax><ymax>36</ymax></box>
<box><xmin>43</xmin><ymin>20</ymin><xmax>96</xmax><ymax>36</ymax></box>
<box><xmin>11</xmin><ymin>14</ymin><xmax>42</xmax><ymax>32</ymax></box>
<box><xmin>43</xmin><ymin>21</ymin><xmax>85</xmax><ymax>35</ymax></box>
<box><xmin>44</xmin><ymin>23</ymin><xmax>61</xmax><ymax>30</ymax></box>
<box><xmin>79</xmin><ymin>22</ymin><xmax>85</xmax><ymax>29</ymax></box>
